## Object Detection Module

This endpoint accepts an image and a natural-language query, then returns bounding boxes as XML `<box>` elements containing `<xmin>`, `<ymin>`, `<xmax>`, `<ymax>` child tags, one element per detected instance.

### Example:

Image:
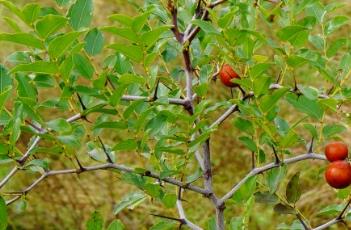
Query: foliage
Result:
<box><xmin>0</xmin><ymin>0</ymin><xmax>350</xmax><ymax>229</ymax></box>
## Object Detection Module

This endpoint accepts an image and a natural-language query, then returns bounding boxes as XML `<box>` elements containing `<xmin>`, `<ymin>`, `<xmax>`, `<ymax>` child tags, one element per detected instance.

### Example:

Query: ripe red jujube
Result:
<box><xmin>325</xmin><ymin>142</ymin><xmax>348</xmax><ymax>162</ymax></box>
<box><xmin>325</xmin><ymin>161</ymin><xmax>351</xmax><ymax>189</ymax></box>
<box><xmin>219</xmin><ymin>64</ymin><xmax>240</xmax><ymax>87</ymax></box>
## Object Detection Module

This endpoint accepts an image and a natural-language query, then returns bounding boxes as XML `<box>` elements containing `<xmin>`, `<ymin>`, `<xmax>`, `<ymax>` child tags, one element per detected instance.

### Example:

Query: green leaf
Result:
<box><xmin>113</xmin><ymin>139</ymin><xmax>138</xmax><ymax>151</ymax></box>
<box><xmin>48</xmin><ymin>32</ymin><xmax>80</xmax><ymax>59</ymax></box>
<box><xmin>94</xmin><ymin>121</ymin><xmax>127</xmax><ymax>130</ymax></box>
<box><xmin>132</xmin><ymin>11</ymin><xmax>151</xmax><ymax>33</ymax></box>
<box><xmin>47</xmin><ymin>118</ymin><xmax>72</xmax><ymax>133</ymax></box>
<box><xmin>68</xmin><ymin>0</ymin><xmax>93</xmax><ymax>30</ymax></box>
<box><xmin>232</xmin><ymin>176</ymin><xmax>257</xmax><ymax>203</ymax></box>
<box><xmin>250</xmin><ymin>63</ymin><xmax>272</xmax><ymax>78</ymax></box>
<box><xmin>0</xmin><ymin>33</ymin><xmax>43</xmax><ymax>49</ymax></box>
<box><xmin>260</xmin><ymin>88</ymin><xmax>289</xmax><ymax>113</ymax></box>
<box><xmin>286</xmin><ymin>94</ymin><xmax>324</xmax><ymax>120</ymax></box>
<box><xmin>22</xmin><ymin>3</ymin><xmax>40</xmax><ymax>25</ymax></box>
<box><xmin>55</xmin><ymin>0</ymin><xmax>70</xmax><ymax>6</ymax></box>
<box><xmin>327</xmin><ymin>38</ymin><xmax>347</xmax><ymax>57</ymax></box>
<box><xmin>102</xmin><ymin>27</ymin><xmax>138</xmax><ymax>43</ymax></box>
<box><xmin>16</xmin><ymin>75</ymin><xmax>37</xmax><ymax>105</ymax></box>
<box><xmin>230</xmin><ymin>217</ymin><xmax>243</xmax><ymax>230</ymax></box>
<box><xmin>253</xmin><ymin>76</ymin><xmax>271</xmax><ymax>96</ymax></box>
<box><xmin>35</xmin><ymin>15</ymin><xmax>67</xmax><ymax>38</ymax></box>
<box><xmin>233</xmin><ymin>118</ymin><xmax>254</xmax><ymax>135</ymax></box>
<box><xmin>118</xmin><ymin>73</ymin><xmax>145</xmax><ymax>85</ymax></box>
<box><xmin>286</xmin><ymin>172</ymin><xmax>301</xmax><ymax>204</ymax></box>
<box><xmin>59</xmin><ymin>55</ymin><xmax>74</xmax><ymax>81</ymax></box>
<box><xmin>0</xmin><ymin>196</ymin><xmax>7</xmax><ymax>230</ymax></box>
<box><xmin>274</xmin><ymin>203</ymin><xmax>295</xmax><ymax>215</ymax></box>
<box><xmin>322</xmin><ymin>124</ymin><xmax>346</xmax><ymax>139</ymax></box>
<box><xmin>107</xmin><ymin>220</ymin><xmax>125</xmax><ymax>230</ymax></box>
<box><xmin>25</xmin><ymin>159</ymin><xmax>49</xmax><ymax>172</ymax></box>
<box><xmin>73</xmin><ymin>54</ymin><xmax>94</xmax><ymax>79</ymax></box>
<box><xmin>161</xmin><ymin>193</ymin><xmax>177</xmax><ymax>208</ymax></box>
<box><xmin>325</xmin><ymin>16</ymin><xmax>349</xmax><ymax>35</ymax></box>
<box><xmin>277</xmin><ymin>26</ymin><xmax>308</xmax><ymax>46</ymax></box>
<box><xmin>141</xmin><ymin>26</ymin><xmax>171</xmax><ymax>48</ymax></box>
<box><xmin>318</xmin><ymin>204</ymin><xmax>343</xmax><ymax>216</ymax></box>
<box><xmin>0</xmin><ymin>65</ymin><xmax>12</xmax><ymax>93</ymax></box>
<box><xmin>308</xmin><ymin>35</ymin><xmax>324</xmax><ymax>50</ymax></box>
<box><xmin>0</xmin><ymin>86</ymin><xmax>11</xmax><ymax>113</ymax></box>
<box><xmin>109</xmin><ymin>14</ymin><xmax>133</xmax><ymax>26</ymax></box>
<box><xmin>304</xmin><ymin>124</ymin><xmax>318</xmax><ymax>138</ymax></box>
<box><xmin>86</xmin><ymin>211</ymin><xmax>103</xmax><ymax>230</ymax></box>
<box><xmin>113</xmin><ymin>192</ymin><xmax>146</xmax><ymax>215</ymax></box>
<box><xmin>267</xmin><ymin>165</ymin><xmax>287</xmax><ymax>194</ymax></box>
<box><xmin>85</xmin><ymin>28</ymin><xmax>104</xmax><ymax>56</ymax></box>
<box><xmin>109</xmin><ymin>44</ymin><xmax>144</xmax><ymax>62</ymax></box>
<box><xmin>299</xmin><ymin>86</ymin><xmax>319</xmax><ymax>100</ymax></box>
<box><xmin>280</xmin><ymin>130</ymin><xmax>300</xmax><ymax>148</ymax></box>
<box><xmin>238</xmin><ymin>136</ymin><xmax>257</xmax><ymax>152</ymax></box>
<box><xmin>274</xmin><ymin>117</ymin><xmax>289</xmax><ymax>136</ymax></box>
<box><xmin>150</xmin><ymin>221</ymin><xmax>175</xmax><ymax>230</ymax></box>
<box><xmin>255</xmin><ymin>192</ymin><xmax>278</xmax><ymax>204</ymax></box>
<box><xmin>192</xmin><ymin>19</ymin><xmax>220</xmax><ymax>35</ymax></box>
<box><xmin>0</xmin><ymin>0</ymin><xmax>24</xmax><ymax>22</ymax></box>
<box><xmin>11</xmin><ymin>61</ymin><xmax>58</xmax><ymax>75</ymax></box>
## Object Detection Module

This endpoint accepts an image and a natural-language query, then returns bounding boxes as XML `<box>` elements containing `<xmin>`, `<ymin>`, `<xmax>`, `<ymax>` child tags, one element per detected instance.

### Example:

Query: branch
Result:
<box><xmin>0</xmin><ymin>113</ymin><xmax>82</xmax><ymax>190</ymax></box>
<box><xmin>218</xmin><ymin>153</ymin><xmax>326</xmax><ymax>205</ymax></box>
<box><xmin>0</xmin><ymin>167</ymin><xmax>18</xmax><ymax>189</ymax></box>
<box><xmin>176</xmin><ymin>188</ymin><xmax>203</xmax><ymax>230</ymax></box>
<box><xmin>121</xmin><ymin>95</ymin><xmax>187</xmax><ymax>105</ymax></box>
<box><xmin>209</xmin><ymin>83</ymin><xmax>329</xmax><ymax>130</ymax></box>
<box><xmin>167</xmin><ymin>0</ymin><xmax>183</xmax><ymax>43</ymax></box>
<box><xmin>312</xmin><ymin>219</ymin><xmax>342</xmax><ymax>230</ymax></box>
<box><xmin>209</xmin><ymin>0</ymin><xmax>228</xmax><ymax>8</ymax></box>
<box><xmin>6</xmin><ymin>162</ymin><xmax>209</xmax><ymax>206</ymax></box>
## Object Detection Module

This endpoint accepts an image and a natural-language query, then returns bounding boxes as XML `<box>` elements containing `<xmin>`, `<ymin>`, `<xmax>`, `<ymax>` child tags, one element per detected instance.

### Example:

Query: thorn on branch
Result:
<box><xmin>178</xmin><ymin>186</ymin><xmax>182</xmax><ymax>200</ymax></box>
<box><xmin>251</xmin><ymin>151</ymin><xmax>256</xmax><ymax>169</ymax></box>
<box><xmin>293</xmin><ymin>75</ymin><xmax>298</xmax><ymax>92</ymax></box>
<box><xmin>97</xmin><ymin>136</ymin><xmax>114</xmax><ymax>163</ymax></box>
<box><xmin>238</xmin><ymin>85</ymin><xmax>246</xmax><ymax>97</ymax></box>
<box><xmin>76</xmin><ymin>93</ymin><xmax>87</xmax><ymax>111</ymax></box>
<box><xmin>272</xmin><ymin>145</ymin><xmax>280</xmax><ymax>164</ymax></box>
<box><xmin>296</xmin><ymin>212</ymin><xmax>310</xmax><ymax>230</ymax></box>
<box><xmin>151</xmin><ymin>213</ymin><xmax>186</xmax><ymax>224</ymax></box>
<box><xmin>77</xmin><ymin>93</ymin><xmax>92</xmax><ymax>123</ymax></box>
<box><xmin>337</xmin><ymin>198</ymin><xmax>351</xmax><ymax>219</ymax></box>
<box><xmin>152</xmin><ymin>78</ymin><xmax>160</xmax><ymax>101</ymax></box>
<box><xmin>74</xmin><ymin>155</ymin><xmax>86</xmax><ymax>173</ymax></box>
<box><xmin>308</xmin><ymin>137</ymin><xmax>314</xmax><ymax>153</ymax></box>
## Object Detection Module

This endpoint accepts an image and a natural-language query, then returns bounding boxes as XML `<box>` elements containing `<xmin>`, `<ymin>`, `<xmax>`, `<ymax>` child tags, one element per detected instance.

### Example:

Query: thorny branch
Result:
<box><xmin>5</xmin><ymin>161</ymin><xmax>208</xmax><ymax>205</ymax></box>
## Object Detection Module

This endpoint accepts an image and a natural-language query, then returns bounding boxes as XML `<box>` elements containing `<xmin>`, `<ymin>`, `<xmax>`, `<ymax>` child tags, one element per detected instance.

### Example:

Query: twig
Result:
<box><xmin>6</xmin><ymin>162</ymin><xmax>209</xmax><ymax>205</ymax></box>
<box><xmin>176</xmin><ymin>188</ymin><xmax>203</xmax><ymax>230</ymax></box>
<box><xmin>0</xmin><ymin>113</ymin><xmax>82</xmax><ymax>189</ymax></box>
<box><xmin>218</xmin><ymin>153</ymin><xmax>326</xmax><ymax>205</ymax></box>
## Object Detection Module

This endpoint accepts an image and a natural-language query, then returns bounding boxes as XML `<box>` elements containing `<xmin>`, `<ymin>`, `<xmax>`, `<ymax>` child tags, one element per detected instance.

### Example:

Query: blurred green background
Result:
<box><xmin>1</xmin><ymin>0</ymin><xmax>351</xmax><ymax>229</ymax></box>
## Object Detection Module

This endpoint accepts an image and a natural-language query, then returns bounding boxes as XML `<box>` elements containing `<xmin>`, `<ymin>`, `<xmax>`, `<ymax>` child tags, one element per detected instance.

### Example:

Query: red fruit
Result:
<box><xmin>325</xmin><ymin>161</ymin><xmax>351</xmax><ymax>189</ymax></box>
<box><xmin>325</xmin><ymin>142</ymin><xmax>348</xmax><ymax>162</ymax></box>
<box><xmin>219</xmin><ymin>64</ymin><xmax>240</xmax><ymax>87</ymax></box>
